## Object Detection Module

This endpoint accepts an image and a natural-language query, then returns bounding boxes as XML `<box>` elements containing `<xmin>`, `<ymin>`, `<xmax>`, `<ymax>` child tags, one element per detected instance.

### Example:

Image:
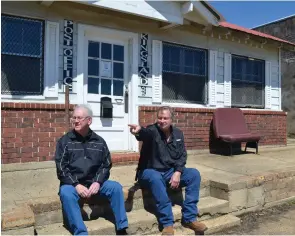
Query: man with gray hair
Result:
<box><xmin>128</xmin><ymin>106</ymin><xmax>206</xmax><ymax>235</ymax></box>
<box><xmin>55</xmin><ymin>104</ymin><xmax>128</xmax><ymax>235</ymax></box>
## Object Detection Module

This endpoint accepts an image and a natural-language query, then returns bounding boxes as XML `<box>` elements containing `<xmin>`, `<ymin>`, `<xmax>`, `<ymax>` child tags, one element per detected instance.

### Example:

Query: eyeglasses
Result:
<box><xmin>71</xmin><ymin>116</ymin><xmax>90</xmax><ymax>122</ymax></box>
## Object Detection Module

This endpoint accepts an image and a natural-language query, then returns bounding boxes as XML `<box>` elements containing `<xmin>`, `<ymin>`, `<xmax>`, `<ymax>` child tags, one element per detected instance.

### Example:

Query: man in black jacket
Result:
<box><xmin>55</xmin><ymin>105</ymin><xmax>128</xmax><ymax>235</ymax></box>
<box><xmin>128</xmin><ymin>106</ymin><xmax>207</xmax><ymax>235</ymax></box>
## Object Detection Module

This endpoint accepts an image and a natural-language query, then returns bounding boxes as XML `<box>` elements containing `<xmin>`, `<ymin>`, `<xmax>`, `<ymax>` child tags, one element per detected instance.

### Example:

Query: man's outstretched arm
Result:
<box><xmin>128</xmin><ymin>124</ymin><xmax>153</xmax><ymax>141</ymax></box>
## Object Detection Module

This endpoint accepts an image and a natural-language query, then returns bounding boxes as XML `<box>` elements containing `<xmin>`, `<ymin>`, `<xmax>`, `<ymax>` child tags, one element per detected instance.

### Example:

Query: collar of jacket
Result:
<box><xmin>67</xmin><ymin>129</ymin><xmax>99</xmax><ymax>141</ymax></box>
<box><xmin>154</xmin><ymin>123</ymin><xmax>176</xmax><ymax>144</ymax></box>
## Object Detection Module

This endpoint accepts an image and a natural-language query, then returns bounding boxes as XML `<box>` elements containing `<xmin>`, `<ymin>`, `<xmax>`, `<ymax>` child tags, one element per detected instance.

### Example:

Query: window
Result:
<box><xmin>1</xmin><ymin>15</ymin><xmax>44</xmax><ymax>95</ymax></box>
<box><xmin>87</xmin><ymin>41</ymin><xmax>124</xmax><ymax>96</ymax></box>
<box><xmin>162</xmin><ymin>42</ymin><xmax>208</xmax><ymax>104</ymax></box>
<box><xmin>232</xmin><ymin>55</ymin><xmax>265</xmax><ymax>108</ymax></box>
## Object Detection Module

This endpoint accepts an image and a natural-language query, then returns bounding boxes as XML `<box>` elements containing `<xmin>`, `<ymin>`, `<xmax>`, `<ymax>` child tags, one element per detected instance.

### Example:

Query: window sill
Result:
<box><xmin>162</xmin><ymin>102</ymin><xmax>209</xmax><ymax>109</ymax></box>
<box><xmin>1</xmin><ymin>95</ymin><xmax>45</xmax><ymax>100</ymax></box>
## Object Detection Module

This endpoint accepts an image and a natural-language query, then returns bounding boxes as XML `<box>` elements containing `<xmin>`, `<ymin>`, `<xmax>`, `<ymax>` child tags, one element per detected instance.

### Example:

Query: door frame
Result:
<box><xmin>77</xmin><ymin>24</ymin><xmax>139</xmax><ymax>151</ymax></box>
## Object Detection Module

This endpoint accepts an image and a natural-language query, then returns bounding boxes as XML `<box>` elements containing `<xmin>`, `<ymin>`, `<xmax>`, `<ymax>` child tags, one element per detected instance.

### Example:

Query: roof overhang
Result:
<box><xmin>182</xmin><ymin>1</ymin><xmax>219</xmax><ymax>27</ymax></box>
<box><xmin>71</xmin><ymin>0</ymin><xmax>223</xmax><ymax>28</ymax></box>
<box><xmin>219</xmin><ymin>21</ymin><xmax>295</xmax><ymax>51</ymax></box>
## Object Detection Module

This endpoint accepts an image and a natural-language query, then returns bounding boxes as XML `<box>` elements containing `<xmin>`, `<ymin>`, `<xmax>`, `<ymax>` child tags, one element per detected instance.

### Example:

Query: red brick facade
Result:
<box><xmin>1</xmin><ymin>103</ymin><xmax>287</xmax><ymax>164</ymax></box>
<box><xmin>1</xmin><ymin>103</ymin><xmax>73</xmax><ymax>164</ymax></box>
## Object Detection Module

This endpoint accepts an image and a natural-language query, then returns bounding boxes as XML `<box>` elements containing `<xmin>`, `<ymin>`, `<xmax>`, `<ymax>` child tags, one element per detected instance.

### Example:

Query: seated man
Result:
<box><xmin>55</xmin><ymin>104</ymin><xmax>128</xmax><ymax>235</ymax></box>
<box><xmin>128</xmin><ymin>106</ymin><xmax>207</xmax><ymax>235</ymax></box>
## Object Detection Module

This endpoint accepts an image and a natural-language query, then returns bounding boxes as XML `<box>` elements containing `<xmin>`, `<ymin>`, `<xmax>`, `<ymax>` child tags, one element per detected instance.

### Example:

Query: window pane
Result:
<box><xmin>231</xmin><ymin>55</ymin><xmax>265</xmax><ymax>108</ymax></box>
<box><xmin>184</xmin><ymin>49</ymin><xmax>194</xmax><ymax>67</ymax></box>
<box><xmin>184</xmin><ymin>66</ymin><xmax>193</xmax><ymax>74</ymax></box>
<box><xmin>195</xmin><ymin>51</ymin><xmax>206</xmax><ymax>76</ymax></box>
<box><xmin>162</xmin><ymin>42</ymin><xmax>207</xmax><ymax>104</ymax></box>
<box><xmin>88</xmin><ymin>77</ymin><xmax>99</xmax><ymax>94</ymax></box>
<box><xmin>163</xmin><ymin>44</ymin><xmax>181</xmax><ymax>72</ymax></box>
<box><xmin>1</xmin><ymin>15</ymin><xmax>43</xmax><ymax>57</ymax></box>
<box><xmin>22</xmin><ymin>20</ymin><xmax>42</xmax><ymax>56</ymax></box>
<box><xmin>88</xmin><ymin>59</ymin><xmax>99</xmax><ymax>76</ymax></box>
<box><xmin>88</xmin><ymin>41</ymin><xmax>100</xmax><ymax>58</ymax></box>
<box><xmin>113</xmin><ymin>45</ymin><xmax>124</xmax><ymax>61</ymax></box>
<box><xmin>113</xmin><ymin>62</ymin><xmax>124</xmax><ymax>79</ymax></box>
<box><xmin>1</xmin><ymin>15</ymin><xmax>44</xmax><ymax>96</ymax></box>
<box><xmin>1</xmin><ymin>55</ymin><xmax>43</xmax><ymax>95</ymax></box>
<box><xmin>101</xmin><ymin>43</ymin><xmax>112</xmax><ymax>59</ymax></box>
<box><xmin>101</xmin><ymin>79</ymin><xmax>111</xmax><ymax>95</ymax></box>
<box><xmin>232</xmin><ymin>81</ymin><xmax>264</xmax><ymax>107</ymax></box>
<box><xmin>113</xmin><ymin>80</ymin><xmax>123</xmax><ymax>96</ymax></box>
<box><xmin>162</xmin><ymin>72</ymin><xmax>205</xmax><ymax>104</ymax></box>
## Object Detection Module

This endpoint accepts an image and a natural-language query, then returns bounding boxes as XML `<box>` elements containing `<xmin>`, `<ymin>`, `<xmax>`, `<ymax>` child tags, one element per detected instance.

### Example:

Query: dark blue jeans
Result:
<box><xmin>138</xmin><ymin>168</ymin><xmax>201</xmax><ymax>227</ymax></box>
<box><xmin>59</xmin><ymin>180</ymin><xmax>128</xmax><ymax>235</ymax></box>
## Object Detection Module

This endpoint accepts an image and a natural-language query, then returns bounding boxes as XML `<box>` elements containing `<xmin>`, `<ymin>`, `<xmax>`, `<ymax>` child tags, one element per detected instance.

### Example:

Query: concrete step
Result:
<box><xmin>2</xmin><ymin>161</ymin><xmax>210</xmax><ymax>214</ymax></box>
<box><xmin>152</xmin><ymin>214</ymin><xmax>241</xmax><ymax>235</ymax></box>
<box><xmin>1</xmin><ymin>214</ymin><xmax>241</xmax><ymax>236</ymax></box>
<box><xmin>11</xmin><ymin>180</ymin><xmax>210</xmax><ymax>227</ymax></box>
<box><xmin>34</xmin><ymin>197</ymin><xmax>232</xmax><ymax>235</ymax></box>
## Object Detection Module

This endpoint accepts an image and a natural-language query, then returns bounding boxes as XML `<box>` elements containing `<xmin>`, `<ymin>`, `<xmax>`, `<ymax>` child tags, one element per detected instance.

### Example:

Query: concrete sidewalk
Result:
<box><xmin>187</xmin><ymin>144</ymin><xmax>295</xmax><ymax>185</ymax></box>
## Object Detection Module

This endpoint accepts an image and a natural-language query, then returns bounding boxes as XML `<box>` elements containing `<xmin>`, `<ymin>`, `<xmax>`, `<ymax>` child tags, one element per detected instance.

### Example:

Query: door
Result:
<box><xmin>84</xmin><ymin>37</ymin><xmax>129</xmax><ymax>151</ymax></box>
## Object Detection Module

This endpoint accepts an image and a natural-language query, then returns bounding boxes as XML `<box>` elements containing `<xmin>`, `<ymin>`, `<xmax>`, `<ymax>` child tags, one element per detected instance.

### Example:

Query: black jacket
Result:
<box><xmin>136</xmin><ymin>123</ymin><xmax>187</xmax><ymax>176</ymax></box>
<box><xmin>55</xmin><ymin>129</ymin><xmax>112</xmax><ymax>187</ymax></box>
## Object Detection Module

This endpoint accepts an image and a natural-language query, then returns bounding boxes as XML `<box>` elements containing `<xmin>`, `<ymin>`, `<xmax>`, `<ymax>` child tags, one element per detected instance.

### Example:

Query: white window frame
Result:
<box><xmin>230</xmin><ymin>54</ymin><xmax>267</xmax><ymax>109</ymax></box>
<box><xmin>1</xmin><ymin>15</ymin><xmax>59</xmax><ymax>100</ymax></box>
<box><xmin>159</xmin><ymin>41</ymin><xmax>210</xmax><ymax>107</ymax></box>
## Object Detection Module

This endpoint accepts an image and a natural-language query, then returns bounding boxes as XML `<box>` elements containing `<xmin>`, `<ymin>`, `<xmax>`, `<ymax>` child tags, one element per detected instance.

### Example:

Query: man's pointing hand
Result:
<box><xmin>128</xmin><ymin>124</ymin><xmax>141</xmax><ymax>135</ymax></box>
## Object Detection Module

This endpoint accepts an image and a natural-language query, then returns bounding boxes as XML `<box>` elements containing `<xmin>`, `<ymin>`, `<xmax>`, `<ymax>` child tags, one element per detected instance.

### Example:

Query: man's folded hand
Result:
<box><xmin>75</xmin><ymin>184</ymin><xmax>90</xmax><ymax>198</ymax></box>
<box><xmin>88</xmin><ymin>182</ymin><xmax>100</xmax><ymax>197</ymax></box>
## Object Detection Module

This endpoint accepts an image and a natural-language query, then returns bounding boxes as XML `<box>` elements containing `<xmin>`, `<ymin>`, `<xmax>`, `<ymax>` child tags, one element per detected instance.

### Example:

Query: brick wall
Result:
<box><xmin>1</xmin><ymin>102</ymin><xmax>72</xmax><ymax>164</ymax></box>
<box><xmin>1</xmin><ymin>103</ymin><xmax>287</xmax><ymax>164</ymax></box>
<box><xmin>139</xmin><ymin>106</ymin><xmax>287</xmax><ymax>151</ymax></box>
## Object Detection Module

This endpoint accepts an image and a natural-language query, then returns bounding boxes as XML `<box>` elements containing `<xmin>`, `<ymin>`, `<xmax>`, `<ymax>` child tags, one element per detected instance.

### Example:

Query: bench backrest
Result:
<box><xmin>213</xmin><ymin>108</ymin><xmax>249</xmax><ymax>138</ymax></box>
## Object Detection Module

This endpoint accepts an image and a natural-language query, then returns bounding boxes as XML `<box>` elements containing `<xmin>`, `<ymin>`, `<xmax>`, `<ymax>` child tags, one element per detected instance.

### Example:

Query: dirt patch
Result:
<box><xmin>217</xmin><ymin>201</ymin><xmax>295</xmax><ymax>235</ymax></box>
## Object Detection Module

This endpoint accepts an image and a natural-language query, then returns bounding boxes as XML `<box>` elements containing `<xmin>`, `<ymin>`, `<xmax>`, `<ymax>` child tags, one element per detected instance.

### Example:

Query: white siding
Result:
<box><xmin>216</xmin><ymin>51</ymin><xmax>225</xmax><ymax>107</ymax></box>
<box><xmin>208</xmin><ymin>50</ymin><xmax>217</xmax><ymax>107</ymax></box>
<box><xmin>271</xmin><ymin>63</ymin><xmax>281</xmax><ymax>110</ymax></box>
<box><xmin>152</xmin><ymin>40</ymin><xmax>163</xmax><ymax>104</ymax></box>
<box><xmin>44</xmin><ymin>21</ymin><xmax>59</xmax><ymax>98</ymax></box>
<box><xmin>223</xmin><ymin>53</ymin><xmax>232</xmax><ymax>107</ymax></box>
<box><xmin>265</xmin><ymin>61</ymin><xmax>272</xmax><ymax>109</ymax></box>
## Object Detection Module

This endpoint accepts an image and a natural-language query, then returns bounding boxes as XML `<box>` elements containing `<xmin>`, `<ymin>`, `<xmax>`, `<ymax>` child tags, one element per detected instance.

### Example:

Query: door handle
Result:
<box><xmin>124</xmin><ymin>86</ymin><xmax>128</xmax><ymax>113</ymax></box>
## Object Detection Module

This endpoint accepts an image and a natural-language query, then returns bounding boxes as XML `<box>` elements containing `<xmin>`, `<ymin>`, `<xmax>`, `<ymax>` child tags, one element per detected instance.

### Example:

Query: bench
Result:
<box><xmin>212</xmin><ymin>108</ymin><xmax>261</xmax><ymax>155</ymax></box>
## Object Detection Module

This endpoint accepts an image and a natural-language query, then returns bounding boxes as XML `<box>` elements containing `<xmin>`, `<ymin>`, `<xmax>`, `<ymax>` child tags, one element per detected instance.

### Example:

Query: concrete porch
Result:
<box><xmin>1</xmin><ymin>141</ymin><xmax>295</xmax><ymax>235</ymax></box>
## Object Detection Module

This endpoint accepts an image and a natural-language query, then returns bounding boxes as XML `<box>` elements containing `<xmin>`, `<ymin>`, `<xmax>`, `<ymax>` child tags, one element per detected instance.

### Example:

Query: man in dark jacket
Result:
<box><xmin>128</xmin><ymin>106</ymin><xmax>207</xmax><ymax>235</ymax></box>
<box><xmin>55</xmin><ymin>105</ymin><xmax>128</xmax><ymax>235</ymax></box>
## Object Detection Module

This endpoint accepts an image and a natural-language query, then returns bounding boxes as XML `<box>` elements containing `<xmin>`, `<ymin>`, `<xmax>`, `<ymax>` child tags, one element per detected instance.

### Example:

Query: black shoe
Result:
<box><xmin>116</xmin><ymin>229</ymin><xmax>128</xmax><ymax>235</ymax></box>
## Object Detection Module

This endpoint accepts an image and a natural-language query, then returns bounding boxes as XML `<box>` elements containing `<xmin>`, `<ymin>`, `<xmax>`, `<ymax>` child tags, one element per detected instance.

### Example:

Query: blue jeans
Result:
<box><xmin>59</xmin><ymin>180</ymin><xmax>128</xmax><ymax>235</ymax></box>
<box><xmin>138</xmin><ymin>168</ymin><xmax>201</xmax><ymax>227</ymax></box>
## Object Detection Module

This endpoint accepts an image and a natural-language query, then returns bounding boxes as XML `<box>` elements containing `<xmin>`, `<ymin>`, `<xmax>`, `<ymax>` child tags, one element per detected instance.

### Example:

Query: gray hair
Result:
<box><xmin>157</xmin><ymin>106</ymin><xmax>174</xmax><ymax>121</ymax></box>
<box><xmin>74</xmin><ymin>104</ymin><xmax>93</xmax><ymax>118</ymax></box>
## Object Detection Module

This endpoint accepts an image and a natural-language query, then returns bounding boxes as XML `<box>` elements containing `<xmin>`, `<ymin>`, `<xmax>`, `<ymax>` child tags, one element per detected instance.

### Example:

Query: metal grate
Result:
<box><xmin>1</xmin><ymin>15</ymin><xmax>44</xmax><ymax>95</ymax></box>
<box><xmin>232</xmin><ymin>55</ymin><xmax>265</xmax><ymax>108</ymax></box>
<box><xmin>162</xmin><ymin>42</ymin><xmax>208</xmax><ymax>104</ymax></box>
